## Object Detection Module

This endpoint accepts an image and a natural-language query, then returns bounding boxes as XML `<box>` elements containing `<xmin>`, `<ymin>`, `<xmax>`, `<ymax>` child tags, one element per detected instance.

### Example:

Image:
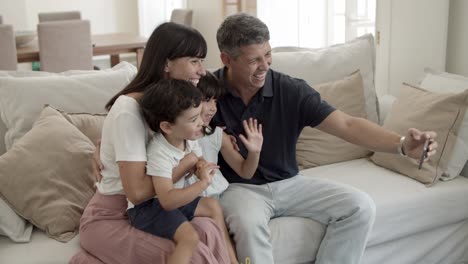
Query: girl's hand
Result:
<box><xmin>239</xmin><ymin>118</ymin><xmax>263</xmax><ymax>154</ymax></box>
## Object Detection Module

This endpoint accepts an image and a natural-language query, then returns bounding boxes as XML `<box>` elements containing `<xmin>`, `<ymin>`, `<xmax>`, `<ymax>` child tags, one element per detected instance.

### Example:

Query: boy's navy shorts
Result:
<box><xmin>128</xmin><ymin>196</ymin><xmax>201</xmax><ymax>240</ymax></box>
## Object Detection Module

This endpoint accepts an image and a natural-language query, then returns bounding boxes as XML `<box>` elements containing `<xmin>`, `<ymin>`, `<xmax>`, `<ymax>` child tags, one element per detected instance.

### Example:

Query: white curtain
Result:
<box><xmin>137</xmin><ymin>0</ymin><xmax>187</xmax><ymax>38</ymax></box>
<box><xmin>257</xmin><ymin>0</ymin><xmax>375</xmax><ymax>48</ymax></box>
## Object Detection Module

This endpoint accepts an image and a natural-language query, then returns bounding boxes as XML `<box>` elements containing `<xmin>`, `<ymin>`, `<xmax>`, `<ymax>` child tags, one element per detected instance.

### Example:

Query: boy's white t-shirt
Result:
<box><xmin>146</xmin><ymin>132</ymin><xmax>202</xmax><ymax>189</ymax></box>
<box><xmin>198</xmin><ymin>126</ymin><xmax>229</xmax><ymax>197</ymax></box>
<box><xmin>96</xmin><ymin>95</ymin><xmax>149</xmax><ymax>195</ymax></box>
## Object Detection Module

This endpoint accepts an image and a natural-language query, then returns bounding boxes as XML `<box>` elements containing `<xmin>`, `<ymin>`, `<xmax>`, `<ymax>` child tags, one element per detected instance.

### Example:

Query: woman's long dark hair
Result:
<box><xmin>105</xmin><ymin>22</ymin><xmax>207</xmax><ymax>110</ymax></box>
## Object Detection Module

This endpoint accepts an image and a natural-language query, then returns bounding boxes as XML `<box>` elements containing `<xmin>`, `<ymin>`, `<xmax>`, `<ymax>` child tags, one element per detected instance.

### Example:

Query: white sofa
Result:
<box><xmin>1</xmin><ymin>36</ymin><xmax>468</xmax><ymax>264</ymax></box>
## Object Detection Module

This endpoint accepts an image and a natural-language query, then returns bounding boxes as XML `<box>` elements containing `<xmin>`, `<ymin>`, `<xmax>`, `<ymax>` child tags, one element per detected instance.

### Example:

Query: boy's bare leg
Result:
<box><xmin>170</xmin><ymin>222</ymin><xmax>200</xmax><ymax>264</ymax></box>
<box><xmin>195</xmin><ymin>197</ymin><xmax>239</xmax><ymax>264</ymax></box>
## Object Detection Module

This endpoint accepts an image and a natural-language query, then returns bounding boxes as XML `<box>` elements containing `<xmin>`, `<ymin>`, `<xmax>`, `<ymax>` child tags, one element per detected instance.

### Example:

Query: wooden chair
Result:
<box><xmin>0</xmin><ymin>24</ymin><xmax>17</xmax><ymax>70</ymax></box>
<box><xmin>37</xmin><ymin>20</ymin><xmax>93</xmax><ymax>72</ymax></box>
<box><xmin>170</xmin><ymin>9</ymin><xmax>193</xmax><ymax>26</ymax></box>
<box><xmin>38</xmin><ymin>11</ymin><xmax>81</xmax><ymax>22</ymax></box>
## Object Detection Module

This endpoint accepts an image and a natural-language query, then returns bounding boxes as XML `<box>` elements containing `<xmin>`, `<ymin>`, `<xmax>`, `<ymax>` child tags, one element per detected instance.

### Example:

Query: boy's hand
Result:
<box><xmin>194</xmin><ymin>159</ymin><xmax>218</xmax><ymax>185</ymax></box>
<box><xmin>239</xmin><ymin>118</ymin><xmax>263</xmax><ymax>154</ymax></box>
<box><xmin>184</xmin><ymin>152</ymin><xmax>200</xmax><ymax>176</ymax></box>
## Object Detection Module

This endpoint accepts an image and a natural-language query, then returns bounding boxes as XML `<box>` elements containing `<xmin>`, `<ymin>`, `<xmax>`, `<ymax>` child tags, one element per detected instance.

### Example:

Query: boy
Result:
<box><xmin>128</xmin><ymin>79</ymin><xmax>237</xmax><ymax>264</ymax></box>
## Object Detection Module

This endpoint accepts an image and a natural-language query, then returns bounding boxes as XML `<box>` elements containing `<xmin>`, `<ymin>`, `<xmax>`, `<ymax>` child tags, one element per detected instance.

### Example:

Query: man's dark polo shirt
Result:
<box><xmin>212</xmin><ymin>68</ymin><xmax>335</xmax><ymax>185</ymax></box>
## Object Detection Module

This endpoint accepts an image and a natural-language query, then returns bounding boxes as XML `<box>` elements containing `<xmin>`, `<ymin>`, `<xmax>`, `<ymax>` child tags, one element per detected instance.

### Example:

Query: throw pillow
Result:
<box><xmin>53</xmin><ymin>106</ymin><xmax>107</xmax><ymax>146</ymax></box>
<box><xmin>271</xmin><ymin>34</ymin><xmax>379</xmax><ymax>124</ymax></box>
<box><xmin>0</xmin><ymin>200</ymin><xmax>33</xmax><ymax>242</ymax></box>
<box><xmin>419</xmin><ymin>68</ymin><xmax>468</xmax><ymax>180</ymax></box>
<box><xmin>0</xmin><ymin>62</ymin><xmax>134</xmax><ymax>242</ymax></box>
<box><xmin>0</xmin><ymin>106</ymin><xmax>96</xmax><ymax>242</ymax></box>
<box><xmin>296</xmin><ymin>71</ymin><xmax>372</xmax><ymax>169</ymax></box>
<box><xmin>371</xmin><ymin>83</ymin><xmax>468</xmax><ymax>186</ymax></box>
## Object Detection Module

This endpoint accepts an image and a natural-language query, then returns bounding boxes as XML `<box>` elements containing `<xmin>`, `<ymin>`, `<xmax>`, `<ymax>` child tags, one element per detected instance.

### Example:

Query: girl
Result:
<box><xmin>196</xmin><ymin>72</ymin><xmax>263</xmax><ymax>198</ymax></box>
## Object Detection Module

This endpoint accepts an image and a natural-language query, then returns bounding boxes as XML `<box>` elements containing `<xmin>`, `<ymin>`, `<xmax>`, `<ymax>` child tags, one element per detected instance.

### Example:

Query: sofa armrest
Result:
<box><xmin>377</xmin><ymin>94</ymin><xmax>396</xmax><ymax>125</ymax></box>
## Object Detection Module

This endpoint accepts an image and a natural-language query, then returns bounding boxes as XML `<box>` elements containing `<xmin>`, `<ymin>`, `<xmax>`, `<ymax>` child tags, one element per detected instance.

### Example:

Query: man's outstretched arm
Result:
<box><xmin>316</xmin><ymin>110</ymin><xmax>438</xmax><ymax>159</ymax></box>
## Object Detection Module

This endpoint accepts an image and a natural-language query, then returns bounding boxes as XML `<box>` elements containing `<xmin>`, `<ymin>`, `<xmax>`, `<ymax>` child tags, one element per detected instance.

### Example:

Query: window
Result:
<box><xmin>257</xmin><ymin>0</ymin><xmax>375</xmax><ymax>48</ymax></box>
<box><xmin>138</xmin><ymin>0</ymin><xmax>187</xmax><ymax>37</ymax></box>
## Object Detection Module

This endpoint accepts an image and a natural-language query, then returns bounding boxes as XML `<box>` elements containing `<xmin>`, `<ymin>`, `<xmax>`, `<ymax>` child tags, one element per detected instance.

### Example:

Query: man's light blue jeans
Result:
<box><xmin>220</xmin><ymin>175</ymin><xmax>376</xmax><ymax>264</ymax></box>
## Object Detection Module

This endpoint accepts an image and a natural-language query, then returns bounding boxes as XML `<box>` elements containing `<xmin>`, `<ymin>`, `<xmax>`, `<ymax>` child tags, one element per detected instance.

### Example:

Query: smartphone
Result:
<box><xmin>418</xmin><ymin>139</ymin><xmax>430</xmax><ymax>170</ymax></box>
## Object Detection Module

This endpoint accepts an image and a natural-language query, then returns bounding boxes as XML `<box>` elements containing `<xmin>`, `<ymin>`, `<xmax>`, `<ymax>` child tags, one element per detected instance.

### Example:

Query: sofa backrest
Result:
<box><xmin>0</xmin><ymin>62</ymin><xmax>137</xmax><ymax>156</ymax></box>
<box><xmin>270</xmin><ymin>34</ymin><xmax>468</xmax><ymax>179</ymax></box>
<box><xmin>271</xmin><ymin>34</ymin><xmax>378</xmax><ymax>124</ymax></box>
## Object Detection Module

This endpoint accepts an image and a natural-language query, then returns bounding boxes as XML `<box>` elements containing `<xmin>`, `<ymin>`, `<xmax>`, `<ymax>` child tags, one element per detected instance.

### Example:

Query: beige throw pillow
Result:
<box><xmin>0</xmin><ymin>106</ymin><xmax>96</xmax><ymax>242</ymax></box>
<box><xmin>371</xmin><ymin>83</ymin><xmax>468</xmax><ymax>186</ymax></box>
<box><xmin>53</xmin><ymin>106</ymin><xmax>107</xmax><ymax>145</ymax></box>
<box><xmin>296</xmin><ymin>71</ymin><xmax>372</xmax><ymax>169</ymax></box>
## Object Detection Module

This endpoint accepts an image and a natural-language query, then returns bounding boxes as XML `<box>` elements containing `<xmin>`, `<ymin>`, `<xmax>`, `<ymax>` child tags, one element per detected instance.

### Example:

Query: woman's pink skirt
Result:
<box><xmin>69</xmin><ymin>192</ymin><xmax>229</xmax><ymax>264</ymax></box>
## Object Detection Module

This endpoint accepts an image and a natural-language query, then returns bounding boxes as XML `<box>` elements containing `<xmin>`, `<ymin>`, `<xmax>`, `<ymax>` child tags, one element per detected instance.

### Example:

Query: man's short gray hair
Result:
<box><xmin>216</xmin><ymin>13</ymin><xmax>270</xmax><ymax>58</ymax></box>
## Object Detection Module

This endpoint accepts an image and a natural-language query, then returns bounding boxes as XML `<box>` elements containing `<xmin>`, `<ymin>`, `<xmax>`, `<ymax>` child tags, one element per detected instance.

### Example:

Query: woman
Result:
<box><xmin>70</xmin><ymin>22</ymin><xmax>229</xmax><ymax>264</ymax></box>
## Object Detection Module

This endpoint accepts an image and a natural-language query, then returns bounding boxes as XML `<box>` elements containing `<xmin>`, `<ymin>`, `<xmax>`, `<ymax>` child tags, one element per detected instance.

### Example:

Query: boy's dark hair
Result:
<box><xmin>197</xmin><ymin>71</ymin><xmax>225</xmax><ymax>101</ymax></box>
<box><xmin>139</xmin><ymin>79</ymin><xmax>202</xmax><ymax>133</ymax></box>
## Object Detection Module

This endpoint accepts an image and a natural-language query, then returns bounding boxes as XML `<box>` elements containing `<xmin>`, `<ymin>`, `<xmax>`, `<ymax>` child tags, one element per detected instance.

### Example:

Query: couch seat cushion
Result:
<box><xmin>0</xmin><ymin>228</ymin><xmax>81</xmax><ymax>264</ymax></box>
<box><xmin>300</xmin><ymin>158</ymin><xmax>468</xmax><ymax>246</ymax></box>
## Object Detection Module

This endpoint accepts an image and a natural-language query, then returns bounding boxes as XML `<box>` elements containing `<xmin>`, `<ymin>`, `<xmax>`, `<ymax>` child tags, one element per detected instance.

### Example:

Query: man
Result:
<box><xmin>212</xmin><ymin>13</ymin><xmax>437</xmax><ymax>264</ymax></box>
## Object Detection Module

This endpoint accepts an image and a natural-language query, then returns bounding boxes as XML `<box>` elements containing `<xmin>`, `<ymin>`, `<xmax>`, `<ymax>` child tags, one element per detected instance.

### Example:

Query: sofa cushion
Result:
<box><xmin>0</xmin><ymin>61</ymin><xmax>135</xmax><ymax>152</ymax></box>
<box><xmin>371</xmin><ymin>83</ymin><xmax>468</xmax><ymax>186</ymax></box>
<box><xmin>296</xmin><ymin>71</ymin><xmax>371</xmax><ymax>169</ymax></box>
<box><xmin>0</xmin><ymin>228</ymin><xmax>81</xmax><ymax>264</ymax></box>
<box><xmin>0</xmin><ymin>199</ymin><xmax>33</xmax><ymax>243</ymax></box>
<box><xmin>0</xmin><ymin>62</ymin><xmax>135</xmax><ymax>242</ymax></box>
<box><xmin>271</xmin><ymin>34</ymin><xmax>379</xmax><ymax>124</ymax></box>
<box><xmin>0</xmin><ymin>106</ymin><xmax>96</xmax><ymax>242</ymax></box>
<box><xmin>419</xmin><ymin>68</ymin><xmax>468</xmax><ymax>179</ymax></box>
<box><xmin>300</xmin><ymin>158</ymin><xmax>468</xmax><ymax>247</ymax></box>
<box><xmin>55</xmin><ymin>107</ymin><xmax>107</xmax><ymax>146</ymax></box>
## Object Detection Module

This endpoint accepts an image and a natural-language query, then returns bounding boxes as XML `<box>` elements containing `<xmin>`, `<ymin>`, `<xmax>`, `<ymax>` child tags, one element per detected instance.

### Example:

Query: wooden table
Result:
<box><xmin>16</xmin><ymin>32</ymin><xmax>147</xmax><ymax>68</ymax></box>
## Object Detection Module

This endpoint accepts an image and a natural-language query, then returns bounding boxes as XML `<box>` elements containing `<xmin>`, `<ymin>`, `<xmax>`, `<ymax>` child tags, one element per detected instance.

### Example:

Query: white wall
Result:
<box><xmin>446</xmin><ymin>0</ymin><xmax>468</xmax><ymax>77</ymax></box>
<box><xmin>0</xmin><ymin>0</ymin><xmax>138</xmax><ymax>34</ymax></box>
<box><xmin>375</xmin><ymin>0</ymin><xmax>450</xmax><ymax>96</ymax></box>
<box><xmin>187</xmin><ymin>0</ymin><xmax>224</xmax><ymax>69</ymax></box>
<box><xmin>0</xmin><ymin>0</ymin><xmax>28</xmax><ymax>29</ymax></box>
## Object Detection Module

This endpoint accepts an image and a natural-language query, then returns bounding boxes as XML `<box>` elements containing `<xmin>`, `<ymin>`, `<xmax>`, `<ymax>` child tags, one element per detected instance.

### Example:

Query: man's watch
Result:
<box><xmin>397</xmin><ymin>136</ymin><xmax>407</xmax><ymax>157</ymax></box>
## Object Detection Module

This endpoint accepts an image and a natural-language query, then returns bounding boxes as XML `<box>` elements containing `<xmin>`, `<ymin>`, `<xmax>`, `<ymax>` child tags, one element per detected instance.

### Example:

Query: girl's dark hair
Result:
<box><xmin>139</xmin><ymin>79</ymin><xmax>202</xmax><ymax>133</ymax></box>
<box><xmin>105</xmin><ymin>22</ymin><xmax>207</xmax><ymax>110</ymax></box>
<box><xmin>197</xmin><ymin>71</ymin><xmax>225</xmax><ymax>101</ymax></box>
<box><xmin>197</xmin><ymin>72</ymin><xmax>225</xmax><ymax>135</ymax></box>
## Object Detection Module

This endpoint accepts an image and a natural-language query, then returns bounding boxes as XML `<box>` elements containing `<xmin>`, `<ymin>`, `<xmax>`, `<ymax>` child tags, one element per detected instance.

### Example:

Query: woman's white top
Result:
<box><xmin>96</xmin><ymin>95</ymin><xmax>149</xmax><ymax>195</ymax></box>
